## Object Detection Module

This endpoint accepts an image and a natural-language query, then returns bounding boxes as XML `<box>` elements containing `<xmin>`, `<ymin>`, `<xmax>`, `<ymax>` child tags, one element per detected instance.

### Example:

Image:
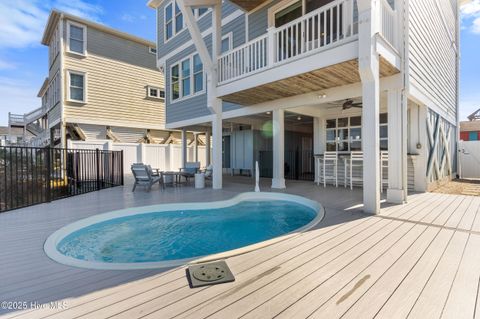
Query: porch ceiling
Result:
<box><xmin>228</xmin><ymin>0</ymin><xmax>269</xmax><ymax>11</ymax></box>
<box><xmin>220</xmin><ymin>57</ymin><xmax>399</xmax><ymax>106</ymax></box>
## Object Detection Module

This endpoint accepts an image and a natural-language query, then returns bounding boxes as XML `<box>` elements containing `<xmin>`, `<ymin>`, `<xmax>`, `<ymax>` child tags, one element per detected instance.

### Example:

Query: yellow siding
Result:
<box><xmin>62</xmin><ymin>20</ymin><xmax>166</xmax><ymax>130</ymax></box>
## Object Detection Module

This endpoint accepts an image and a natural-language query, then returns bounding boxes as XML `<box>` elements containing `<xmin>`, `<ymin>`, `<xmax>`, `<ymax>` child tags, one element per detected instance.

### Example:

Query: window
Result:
<box><xmin>164</xmin><ymin>1</ymin><xmax>185</xmax><ymax>42</ymax></box>
<box><xmin>68</xmin><ymin>22</ymin><xmax>86</xmax><ymax>55</ymax></box>
<box><xmin>68</xmin><ymin>71</ymin><xmax>86</xmax><ymax>103</ymax></box>
<box><xmin>149</xmin><ymin>47</ymin><xmax>157</xmax><ymax>54</ymax></box>
<box><xmin>49</xmin><ymin>27</ymin><xmax>60</xmax><ymax>65</ymax></box>
<box><xmin>325</xmin><ymin>114</ymin><xmax>388</xmax><ymax>152</ymax></box>
<box><xmin>193</xmin><ymin>7</ymin><xmax>209</xmax><ymax>18</ymax></box>
<box><xmin>147</xmin><ymin>86</ymin><xmax>165</xmax><ymax>99</ymax></box>
<box><xmin>170</xmin><ymin>53</ymin><xmax>204</xmax><ymax>102</ymax></box>
<box><xmin>221</xmin><ymin>34</ymin><xmax>233</xmax><ymax>54</ymax></box>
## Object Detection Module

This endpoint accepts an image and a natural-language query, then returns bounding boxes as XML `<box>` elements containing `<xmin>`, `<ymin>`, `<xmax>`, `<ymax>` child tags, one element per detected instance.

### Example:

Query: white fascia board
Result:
<box><xmin>376</xmin><ymin>35</ymin><xmax>401</xmax><ymax>70</ymax></box>
<box><xmin>66</xmin><ymin>117</ymin><xmax>168</xmax><ymax>131</ymax></box>
<box><xmin>217</xmin><ymin>39</ymin><xmax>359</xmax><ymax>98</ymax></box>
<box><xmin>221</xmin><ymin>74</ymin><xmax>402</xmax><ymax>119</ymax></box>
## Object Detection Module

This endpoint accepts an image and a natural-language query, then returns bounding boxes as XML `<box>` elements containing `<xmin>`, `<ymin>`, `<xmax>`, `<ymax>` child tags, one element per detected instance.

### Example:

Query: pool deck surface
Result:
<box><xmin>1</xmin><ymin>176</ymin><xmax>480</xmax><ymax>318</ymax></box>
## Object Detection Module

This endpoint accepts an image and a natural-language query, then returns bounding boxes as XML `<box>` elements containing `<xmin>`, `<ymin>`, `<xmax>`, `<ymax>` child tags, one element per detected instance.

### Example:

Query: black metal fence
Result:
<box><xmin>0</xmin><ymin>146</ymin><xmax>124</xmax><ymax>213</ymax></box>
<box><xmin>258</xmin><ymin>149</ymin><xmax>315</xmax><ymax>181</ymax></box>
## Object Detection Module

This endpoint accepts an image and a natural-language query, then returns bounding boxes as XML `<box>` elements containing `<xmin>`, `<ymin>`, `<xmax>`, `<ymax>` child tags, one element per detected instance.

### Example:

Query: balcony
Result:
<box><xmin>217</xmin><ymin>0</ymin><xmax>399</xmax><ymax>105</ymax></box>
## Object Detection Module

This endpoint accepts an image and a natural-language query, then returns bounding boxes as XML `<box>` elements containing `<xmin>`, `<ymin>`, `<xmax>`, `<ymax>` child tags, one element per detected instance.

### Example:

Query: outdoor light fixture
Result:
<box><xmin>266</xmin><ymin>111</ymin><xmax>271</xmax><ymax>115</ymax></box>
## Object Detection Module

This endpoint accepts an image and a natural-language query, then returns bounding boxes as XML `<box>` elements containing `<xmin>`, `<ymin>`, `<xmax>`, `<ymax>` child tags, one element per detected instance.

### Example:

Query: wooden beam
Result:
<box><xmin>184</xmin><ymin>0</ymin><xmax>221</xmax><ymax>7</ymax></box>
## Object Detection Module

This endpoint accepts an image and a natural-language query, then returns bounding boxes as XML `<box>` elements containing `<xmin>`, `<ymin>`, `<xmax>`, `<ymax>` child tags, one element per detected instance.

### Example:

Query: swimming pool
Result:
<box><xmin>44</xmin><ymin>192</ymin><xmax>324</xmax><ymax>270</ymax></box>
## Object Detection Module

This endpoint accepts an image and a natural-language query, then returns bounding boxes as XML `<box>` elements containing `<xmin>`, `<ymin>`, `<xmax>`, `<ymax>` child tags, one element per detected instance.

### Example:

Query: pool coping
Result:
<box><xmin>44</xmin><ymin>192</ymin><xmax>325</xmax><ymax>270</ymax></box>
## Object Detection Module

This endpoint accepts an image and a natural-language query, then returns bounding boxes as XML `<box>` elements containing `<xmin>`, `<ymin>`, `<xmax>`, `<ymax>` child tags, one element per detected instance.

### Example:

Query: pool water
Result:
<box><xmin>57</xmin><ymin>200</ymin><xmax>317</xmax><ymax>263</ymax></box>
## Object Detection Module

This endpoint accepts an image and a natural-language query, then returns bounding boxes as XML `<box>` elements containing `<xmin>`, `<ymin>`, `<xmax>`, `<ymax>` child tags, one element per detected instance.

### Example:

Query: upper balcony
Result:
<box><xmin>217</xmin><ymin>0</ymin><xmax>400</xmax><ymax>105</ymax></box>
<box><xmin>8</xmin><ymin>105</ymin><xmax>47</xmax><ymax>127</ymax></box>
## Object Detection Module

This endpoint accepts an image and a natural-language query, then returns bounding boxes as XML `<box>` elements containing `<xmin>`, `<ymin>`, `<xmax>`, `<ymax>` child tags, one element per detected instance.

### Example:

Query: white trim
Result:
<box><xmin>66</xmin><ymin>70</ymin><xmax>87</xmax><ymax>104</ymax></box>
<box><xmin>146</xmin><ymin>85</ymin><xmax>165</xmax><ymax>99</ymax></box>
<box><xmin>44</xmin><ymin>192</ymin><xmax>324</xmax><ymax>270</ymax></box>
<box><xmin>148</xmin><ymin>47</ymin><xmax>157</xmax><ymax>54</ymax></box>
<box><xmin>169</xmin><ymin>52</ymin><xmax>205</xmax><ymax>104</ymax></box>
<box><xmin>166</xmin><ymin>114</ymin><xmax>214</xmax><ymax>129</ymax></box>
<box><xmin>65</xmin><ymin>117</ymin><xmax>168</xmax><ymax>131</ymax></box>
<box><xmin>164</xmin><ymin>0</ymin><xmax>186</xmax><ymax>43</ymax></box>
<box><xmin>66</xmin><ymin>20</ymin><xmax>87</xmax><ymax>56</ymax></box>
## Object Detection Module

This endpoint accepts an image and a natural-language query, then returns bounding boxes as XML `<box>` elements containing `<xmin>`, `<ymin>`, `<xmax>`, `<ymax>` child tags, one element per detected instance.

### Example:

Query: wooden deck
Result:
<box><xmin>1</xmin><ymin>177</ymin><xmax>480</xmax><ymax>318</ymax></box>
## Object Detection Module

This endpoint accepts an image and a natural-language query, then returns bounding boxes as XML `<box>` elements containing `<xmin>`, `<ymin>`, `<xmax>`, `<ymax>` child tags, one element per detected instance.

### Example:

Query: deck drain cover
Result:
<box><xmin>187</xmin><ymin>260</ymin><xmax>235</xmax><ymax>288</ymax></box>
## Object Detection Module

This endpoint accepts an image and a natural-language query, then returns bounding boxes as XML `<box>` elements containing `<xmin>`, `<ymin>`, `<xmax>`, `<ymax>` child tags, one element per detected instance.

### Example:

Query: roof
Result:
<box><xmin>460</xmin><ymin>121</ymin><xmax>480</xmax><ymax>132</ymax></box>
<box><xmin>37</xmin><ymin>78</ymin><xmax>49</xmax><ymax>98</ymax></box>
<box><xmin>41</xmin><ymin>10</ymin><xmax>156</xmax><ymax>48</ymax></box>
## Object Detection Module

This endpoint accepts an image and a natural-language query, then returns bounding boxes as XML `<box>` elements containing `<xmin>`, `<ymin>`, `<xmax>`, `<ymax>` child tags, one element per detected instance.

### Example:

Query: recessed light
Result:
<box><xmin>266</xmin><ymin>111</ymin><xmax>271</xmax><ymax>115</ymax></box>
<box><xmin>297</xmin><ymin>116</ymin><xmax>302</xmax><ymax>121</ymax></box>
<box><xmin>318</xmin><ymin>93</ymin><xmax>327</xmax><ymax>99</ymax></box>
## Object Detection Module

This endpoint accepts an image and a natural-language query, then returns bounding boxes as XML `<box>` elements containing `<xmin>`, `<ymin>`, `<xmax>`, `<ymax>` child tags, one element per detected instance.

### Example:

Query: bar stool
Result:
<box><xmin>344</xmin><ymin>151</ymin><xmax>363</xmax><ymax>190</ymax></box>
<box><xmin>323</xmin><ymin>151</ymin><xmax>338</xmax><ymax>187</ymax></box>
<box><xmin>380</xmin><ymin>151</ymin><xmax>389</xmax><ymax>192</ymax></box>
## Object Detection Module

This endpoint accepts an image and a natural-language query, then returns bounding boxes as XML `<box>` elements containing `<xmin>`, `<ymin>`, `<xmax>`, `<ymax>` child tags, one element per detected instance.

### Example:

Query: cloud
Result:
<box><xmin>0</xmin><ymin>77</ymin><xmax>40</xmax><ymax>126</ymax></box>
<box><xmin>461</xmin><ymin>0</ymin><xmax>480</xmax><ymax>34</ymax></box>
<box><xmin>0</xmin><ymin>59</ymin><xmax>16</xmax><ymax>70</ymax></box>
<box><xmin>0</xmin><ymin>0</ymin><xmax>103</xmax><ymax>50</ymax></box>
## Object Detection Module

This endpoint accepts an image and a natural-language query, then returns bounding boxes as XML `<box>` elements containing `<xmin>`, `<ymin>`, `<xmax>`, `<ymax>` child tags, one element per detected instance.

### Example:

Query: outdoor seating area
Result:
<box><xmin>131</xmin><ymin>162</ymin><xmax>213</xmax><ymax>192</ymax></box>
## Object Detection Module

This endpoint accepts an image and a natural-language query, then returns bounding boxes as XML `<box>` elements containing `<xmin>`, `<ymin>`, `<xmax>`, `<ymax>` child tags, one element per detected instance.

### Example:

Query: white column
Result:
<box><xmin>212</xmin><ymin>108</ymin><xmax>223</xmax><ymax>189</ymax></box>
<box><xmin>411</xmin><ymin>104</ymin><xmax>428</xmax><ymax>192</ymax></box>
<box><xmin>271</xmin><ymin>109</ymin><xmax>286</xmax><ymax>189</ymax></box>
<box><xmin>387</xmin><ymin>89</ymin><xmax>408</xmax><ymax>203</ymax></box>
<box><xmin>358</xmin><ymin>0</ymin><xmax>380</xmax><ymax>214</ymax></box>
<box><xmin>193</xmin><ymin>133</ymin><xmax>198</xmax><ymax>162</ymax></box>
<box><xmin>181</xmin><ymin>128</ymin><xmax>187</xmax><ymax>168</ymax></box>
<box><xmin>205</xmin><ymin>129</ymin><xmax>211</xmax><ymax>166</ymax></box>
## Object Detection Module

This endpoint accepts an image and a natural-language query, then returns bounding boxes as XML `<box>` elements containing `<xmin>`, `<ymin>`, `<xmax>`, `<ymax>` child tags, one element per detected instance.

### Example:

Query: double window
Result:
<box><xmin>67</xmin><ymin>22</ymin><xmax>86</xmax><ymax>55</ymax></box>
<box><xmin>170</xmin><ymin>54</ymin><xmax>204</xmax><ymax>102</ymax></box>
<box><xmin>67</xmin><ymin>71</ymin><xmax>86</xmax><ymax>103</ymax></box>
<box><xmin>165</xmin><ymin>1</ymin><xmax>184</xmax><ymax>41</ymax></box>
<box><xmin>325</xmin><ymin>114</ymin><xmax>388</xmax><ymax>152</ymax></box>
<box><xmin>147</xmin><ymin>86</ymin><xmax>165</xmax><ymax>99</ymax></box>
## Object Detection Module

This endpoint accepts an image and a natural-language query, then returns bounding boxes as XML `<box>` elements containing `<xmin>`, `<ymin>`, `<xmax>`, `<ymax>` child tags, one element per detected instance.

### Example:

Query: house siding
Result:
<box><xmin>165</xmin><ymin>15</ymin><xmax>246</xmax><ymax>123</ymax></box>
<box><xmin>408</xmin><ymin>0</ymin><xmax>457</xmax><ymax>124</ymax></box>
<box><xmin>62</xmin><ymin>19</ymin><xmax>166</xmax><ymax>130</ymax></box>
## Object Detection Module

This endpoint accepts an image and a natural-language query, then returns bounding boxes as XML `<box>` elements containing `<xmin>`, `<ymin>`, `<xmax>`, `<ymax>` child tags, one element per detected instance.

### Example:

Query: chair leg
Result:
<box><xmin>132</xmin><ymin>183</ymin><xmax>137</xmax><ymax>192</ymax></box>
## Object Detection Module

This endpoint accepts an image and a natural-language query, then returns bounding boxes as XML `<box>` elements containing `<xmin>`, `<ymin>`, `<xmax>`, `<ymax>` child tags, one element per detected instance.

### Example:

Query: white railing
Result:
<box><xmin>379</xmin><ymin>0</ymin><xmax>397</xmax><ymax>49</ymax></box>
<box><xmin>24</xmin><ymin>106</ymin><xmax>47</xmax><ymax>124</ymax></box>
<box><xmin>8</xmin><ymin>113</ymin><xmax>25</xmax><ymax>125</ymax></box>
<box><xmin>273</xmin><ymin>0</ymin><xmax>354</xmax><ymax>63</ymax></box>
<box><xmin>218</xmin><ymin>0</ymin><xmax>356</xmax><ymax>84</ymax></box>
<box><xmin>218</xmin><ymin>34</ymin><xmax>268</xmax><ymax>83</ymax></box>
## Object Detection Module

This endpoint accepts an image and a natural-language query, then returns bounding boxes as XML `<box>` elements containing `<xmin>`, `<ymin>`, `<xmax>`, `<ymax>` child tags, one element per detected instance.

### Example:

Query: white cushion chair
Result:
<box><xmin>131</xmin><ymin>163</ymin><xmax>162</xmax><ymax>192</ymax></box>
<box><xmin>323</xmin><ymin>151</ymin><xmax>338</xmax><ymax>188</ymax></box>
<box><xmin>344</xmin><ymin>151</ymin><xmax>363</xmax><ymax>190</ymax></box>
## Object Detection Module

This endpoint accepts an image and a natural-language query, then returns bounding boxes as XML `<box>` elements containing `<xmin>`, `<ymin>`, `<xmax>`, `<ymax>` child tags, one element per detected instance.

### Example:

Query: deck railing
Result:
<box><xmin>218</xmin><ymin>0</ymin><xmax>356</xmax><ymax>84</ymax></box>
<box><xmin>379</xmin><ymin>0</ymin><xmax>398</xmax><ymax>49</ymax></box>
<box><xmin>0</xmin><ymin>146</ymin><xmax>124</xmax><ymax>213</ymax></box>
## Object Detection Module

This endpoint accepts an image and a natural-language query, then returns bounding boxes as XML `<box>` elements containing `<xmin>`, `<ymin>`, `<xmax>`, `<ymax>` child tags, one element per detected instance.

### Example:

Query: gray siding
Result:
<box><xmin>165</xmin><ymin>15</ymin><xmax>246</xmax><ymax>123</ymax></box>
<box><xmin>408</xmin><ymin>0</ymin><xmax>457</xmax><ymax>123</ymax></box>
<box><xmin>157</xmin><ymin>1</ymin><xmax>242</xmax><ymax>59</ymax></box>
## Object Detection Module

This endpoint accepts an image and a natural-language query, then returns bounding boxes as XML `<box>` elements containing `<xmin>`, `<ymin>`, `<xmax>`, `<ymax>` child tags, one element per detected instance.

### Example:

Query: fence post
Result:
<box><xmin>46</xmin><ymin>148</ymin><xmax>51</xmax><ymax>202</ymax></box>
<box><xmin>120</xmin><ymin>150</ymin><xmax>124</xmax><ymax>185</ymax></box>
<box><xmin>96</xmin><ymin>148</ymin><xmax>101</xmax><ymax>190</ymax></box>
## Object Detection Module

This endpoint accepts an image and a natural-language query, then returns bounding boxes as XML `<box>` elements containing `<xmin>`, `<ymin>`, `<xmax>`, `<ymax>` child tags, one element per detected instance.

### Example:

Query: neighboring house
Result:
<box><xmin>10</xmin><ymin>10</ymin><xmax>190</xmax><ymax>149</ymax></box>
<box><xmin>0</xmin><ymin>126</ymin><xmax>34</xmax><ymax>146</ymax></box>
<box><xmin>460</xmin><ymin>108</ymin><xmax>480</xmax><ymax>141</ymax></box>
<box><xmin>148</xmin><ymin>0</ymin><xmax>459</xmax><ymax>214</ymax></box>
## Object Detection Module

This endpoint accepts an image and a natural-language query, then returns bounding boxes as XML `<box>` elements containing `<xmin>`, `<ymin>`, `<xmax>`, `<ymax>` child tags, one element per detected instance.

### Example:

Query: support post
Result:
<box><xmin>181</xmin><ymin>128</ymin><xmax>187</xmax><ymax>168</ymax></box>
<box><xmin>212</xmin><ymin>108</ymin><xmax>223</xmax><ymax>189</ymax></box>
<box><xmin>271</xmin><ymin>109</ymin><xmax>286</xmax><ymax>189</ymax></box>
<box><xmin>387</xmin><ymin>89</ymin><xmax>408</xmax><ymax>203</ymax></box>
<box><xmin>205</xmin><ymin>129</ymin><xmax>211</xmax><ymax>166</ymax></box>
<box><xmin>194</xmin><ymin>133</ymin><xmax>198</xmax><ymax>162</ymax></box>
<box><xmin>358</xmin><ymin>0</ymin><xmax>380</xmax><ymax>214</ymax></box>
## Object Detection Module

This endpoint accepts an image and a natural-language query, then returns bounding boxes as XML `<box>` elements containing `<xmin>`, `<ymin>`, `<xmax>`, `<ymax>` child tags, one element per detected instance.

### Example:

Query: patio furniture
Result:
<box><xmin>179</xmin><ymin>162</ymin><xmax>201</xmax><ymax>183</ymax></box>
<box><xmin>344</xmin><ymin>151</ymin><xmax>363</xmax><ymax>190</ymax></box>
<box><xmin>131</xmin><ymin>163</ymin><xmax>162</xmax><ymax>192</ymax></box>
<box><xmin>323</xmin><ymin>151</ymin><xmax>338</xmax><ymax>188</ymax></box>
<box><xmin>162</xmin><ymin>171</ymin><xmax>181</xmax><ymax>187</ymax></box>
<box><xmin>195</xmin><ymin>173</ymin><xmax>205</xmax><ymax>189</ymax></box>
<box><xmin>380</xmin><ymin>151</ymin><xmax>389</xmax><ymax>192</ymax></box>
<box><xmin>203</xmin><ymin>164</ymin><xmax>213</xmax><ymax>184</ymax></box>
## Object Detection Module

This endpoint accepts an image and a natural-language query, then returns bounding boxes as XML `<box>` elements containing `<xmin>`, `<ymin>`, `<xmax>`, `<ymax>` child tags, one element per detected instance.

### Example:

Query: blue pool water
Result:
<box><xmin>57</xmin><ymin>200</ymin><xmax>317</xmax><ymax>263</ymax></box>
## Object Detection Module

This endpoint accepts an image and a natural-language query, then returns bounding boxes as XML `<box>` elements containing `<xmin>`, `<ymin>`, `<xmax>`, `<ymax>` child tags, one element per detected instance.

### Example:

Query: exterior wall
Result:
<box><xmin>62</xmin><ymin>19</ymin><xmax>166</xmax><ymax>130</ymax></box>
<box><xmin>164</xmin><ymin>15</ymin><xmax>246</xmax><ymax>124</ymax></box>
<box><xmin>408</xmin><ymin>0</ymin><xmax>458</xmax><ymax>124</ymax></box>
<box><xmin>48</xmin><ymin>104</ymin><xmax>62</xmax><ymax>126</ymax></box>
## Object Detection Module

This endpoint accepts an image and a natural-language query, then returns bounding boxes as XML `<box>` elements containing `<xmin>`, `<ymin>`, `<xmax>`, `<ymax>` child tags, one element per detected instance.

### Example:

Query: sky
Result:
<box><xmin>0</xmin><ymin>0</ymin><xmax>479</xmax><ymax>126</ymax></box>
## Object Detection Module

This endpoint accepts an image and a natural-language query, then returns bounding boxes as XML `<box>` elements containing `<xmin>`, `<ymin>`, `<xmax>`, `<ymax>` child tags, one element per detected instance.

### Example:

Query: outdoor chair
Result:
<box><xmin>344</xmin><ymin>151</ymin><xmax>363</xmax><ymax>190</ymax></box>
<box><xmin>323</xmin><ymin>151</ymin><xmax>338</xmax><ymax>188</ymax></box>
<box><xmin>131</xmin><ymin>163</ymin><xmax>162</xmax><ymax>192</ymax></box>
<box><xmin>202</xmin><ymin>164</ymin><xmax>213</xmax><ymax>184</ymax></box>
<box><xmin>179</xmin><ymin>162</ymin><xmax>201</xmax><ymax>183</ymax></box>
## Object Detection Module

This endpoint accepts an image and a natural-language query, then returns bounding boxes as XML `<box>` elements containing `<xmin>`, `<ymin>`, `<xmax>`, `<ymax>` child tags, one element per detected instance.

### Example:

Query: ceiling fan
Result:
<box><xmin>327</xmin><ymin>99</ymin><xmax>363</xmax><ymax>110</ymax></box>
